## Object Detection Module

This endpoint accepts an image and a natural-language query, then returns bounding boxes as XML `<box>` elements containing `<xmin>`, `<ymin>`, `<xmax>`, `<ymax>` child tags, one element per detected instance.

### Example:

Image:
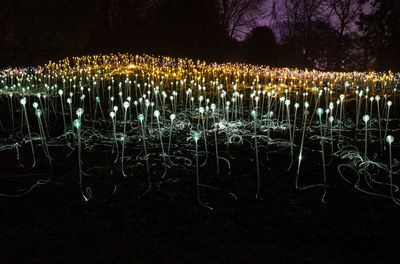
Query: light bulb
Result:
<box><xmin>35</xmin><ymin>109</ymin><xmax>42</xmax><ymax>117</ymax></box>
<box><xmin>251</xmin><ymin>110</ymin><xmax>257</xmax><ymax>119</ymax></box>
<box><xmin>76</xmin><ymin>108</ymin><xmax>84</xmax><ymax>117</ymax></box>
<box><xmin>386</xmin><ymin>135</ymin><xmax>394</xmax><ymax>143</ymax></box>
<box><xmin>138</xmin><ymin>114</ymin><xmax>144</xmax><ymax>122</ymax></box>
<box><xmin>193</xmin><ymin>132</ymin><xmax>200</xmax><ymax>142</ymax></box>
<box><xmin>73</xmin><ymin>119</ymin><xmax>81</xmax><ymax>128</ymax></box>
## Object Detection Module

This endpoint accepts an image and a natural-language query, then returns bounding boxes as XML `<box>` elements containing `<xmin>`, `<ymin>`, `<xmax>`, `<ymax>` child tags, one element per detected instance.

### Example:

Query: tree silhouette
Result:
<box><xmin>358</xmin><ymin>0</ymin><xmax>400</xmax><ymax>71</ymax></box>
<box><xmin>242</xmin><ymin>26</ymin><xmax>278</xmax><ymax>66</ymax></box>
<box><xmin>217</xmin><ymin>0</ymin><xmax>264</xmax><ymax>39</ymax></box>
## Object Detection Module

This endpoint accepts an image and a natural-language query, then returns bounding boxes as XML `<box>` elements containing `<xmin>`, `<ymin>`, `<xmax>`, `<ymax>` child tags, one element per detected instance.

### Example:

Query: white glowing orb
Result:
<box><xmin>138</xmin><ymin>114</ymin><xmax>144</xmax><ymax>122</ymax></box>
<box><xmin>73</xmin><ymin>119</ymin><xmax>81</xmax><ymax>129</ymax></box>
<box><xmin>193</xmin><ymin>132</ymin><xmax>200</xmax><ymax>142</ymax></box>
<box><xmin>386</xmin><ymin>135</ymin><xmax>394</xmax><ymax>143</ymax></box>
<box><xmin>35</xmin><ymin>109</ymin><xmax>42</xmax><ymax>117</ymax></box>
<box><xmin>76</xmin><ymin>108</ymin><xmax>84</xmax><ymax>117</ymax></box>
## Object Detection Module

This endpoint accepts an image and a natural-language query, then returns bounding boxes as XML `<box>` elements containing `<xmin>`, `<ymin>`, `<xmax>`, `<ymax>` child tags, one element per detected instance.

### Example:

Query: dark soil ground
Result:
<box><xmin>1</xmin><ymin>104</ymin><xmax>400</xmax><ymax>264</ymax></box>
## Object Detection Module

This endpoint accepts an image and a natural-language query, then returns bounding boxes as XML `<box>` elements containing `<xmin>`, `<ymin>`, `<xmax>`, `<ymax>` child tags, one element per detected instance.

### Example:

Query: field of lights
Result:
<box><xmin>0</xmin><ymin>53</ymin><xmax>399</xmax><ymax>209</ymax></box>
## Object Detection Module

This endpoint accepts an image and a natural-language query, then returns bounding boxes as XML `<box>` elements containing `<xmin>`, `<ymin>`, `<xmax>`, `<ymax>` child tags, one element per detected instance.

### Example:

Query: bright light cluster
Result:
<box><xmin>0</xmin><ymin>53</ymin><xmax>398</xmax><ymax>206</ymax></box>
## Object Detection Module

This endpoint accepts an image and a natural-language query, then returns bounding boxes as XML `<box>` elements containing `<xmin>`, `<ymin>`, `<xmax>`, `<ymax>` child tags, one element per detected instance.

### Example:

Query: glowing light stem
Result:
<box><xmin>21</xmin><ymin>99</ymin><xmax>36</xmax><ymax>167</ymax></box>
<box><xmin>167</xmin><ymin>114</ymin><xmax>175</xmax><ymax>154</ymax></box>
<box><xmin>317</xmin><ymin>110</ymin><xmax>327</xmax><ymax>203</ymax></box>
<box><xmin>211</xmin><ymin>107</ymin><xmax>219</xmax><ymax>174</ymax></box>
<box><xmin>292</xmin><ymin>104</ymin><xmax>298</xmax><ymax>141</ymax></box>
<box><xmin>267</xmin><ymin>93</ymin><xmax>271</xmax><ymax>124</ymax></box>
<box><xmin>369</xmin><ymin>98</ymin><xmax>374</xmax><ymax>138</ymax></box>
<box><xmin>155</xmin><ymin>111</ymin><xmax>167</xmax><ymax>178</ymax></box>
<box><xmin>308</xmin><ymin>93</ymin><xmax>321</xmax><ymax>128</ymax></box>
<box><xmin>251</xmin><ymin>110</ymin><xmax>261</xmax><ymax>200</ymax></box>
<box><xmin>384</xmin><ymin>101</ymin><xmax>392</xmax><ymax>150</ymax></box>
<box><xmin>36</xmin><ymin>110</ymin><xmax>51</xmax><ymax>164</ymax></box>
<box><xmin>9</xmin><ymin>95</ymin><xmax>15</xmax><ymax>135</ymax></box>
<box><xmin>386</xmin><ymin>136</ymin><xmax>398</xmax><ymax>205</ymax></box>
<box><xmin>363</xmin><ymin>115</ymin><xmax>370</xmax><ymax>176</ymax></box>
<box><xmin>296</xmin><ymin>110</ymin><xmax>308</xmax><ymax>189</ymax></box>
<box><xmin>110</xmin><ymin>112</ymin><xmax>119</xmax><ymax>162</ymax></box>
<box><xmin>358</xmin><ymin>93</ymin><xmax>364</xmax><ymax>130</ymax></box>
<box><xmin>121</xmin><ymin>103</ymin><xmax>129</xmax><ymax>177</ymax></box>
<box><xmin>59</xmin><ymin>91</ymin><xmax>67</xmax><ymax>133</ymax></box>
<box><xmin>338</xmin><ymin>97</ymin><xmax>344</xmax><ymax>144</ymax></box>
<box><xmin>194</xmin><ymin>133</ymin><xmax>213</xmax><ymax>210</ymax></box>
<box><xmin>285</xmin><ymin>100</ymin><xmax>293</xmax><ymax>171</ymax></box>
<box><xmin>74</xmin><ymin>119</ymin><xmax>90</xmax><ymax>202</ymax></box>
<box><xmin>200</xmin><ymin>110</ymin><xmax>208</xmax><ymax>166</ymax></box>
<box><xmin>329</xmin><ymin>117</ymin><xmax>334</xmax><ymax>154</ymax></box>
<box><xmin>38</xmin><ymin>96</ymin><xmax>50</xmax><ymax>138</ymax></box>
<box><xmin>139</xmin><ymin>114</ymin><xmax>151</xmax><ymax>197</ymax></box>
<box><xmin>376</xmin><ymin>97</ymin><xmax>383</xmax><ymax>152</ymax></box>
<box><xmin>68</xmin><ymin>100</ymin><xmax>74</xmax><ymax>131</ymax></box>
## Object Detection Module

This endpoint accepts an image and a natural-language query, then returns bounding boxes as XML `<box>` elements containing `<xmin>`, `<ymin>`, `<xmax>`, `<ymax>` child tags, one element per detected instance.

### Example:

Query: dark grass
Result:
<box><xmin>1</xmin><ymin>132</ymin><xmax>400</xmax><ymax>264</ymax></box>
<box><xmin>1</xmin><ymin>99</ymin><xmax>400</xmax><ymax>263</ymax></box>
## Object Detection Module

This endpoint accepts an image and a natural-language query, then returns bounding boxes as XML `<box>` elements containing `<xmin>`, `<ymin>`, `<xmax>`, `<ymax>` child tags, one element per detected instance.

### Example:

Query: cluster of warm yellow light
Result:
<box><xmin>0</xmin><ymin>53</ymin><xmax>398</xmax><ymax>103</ymax></box>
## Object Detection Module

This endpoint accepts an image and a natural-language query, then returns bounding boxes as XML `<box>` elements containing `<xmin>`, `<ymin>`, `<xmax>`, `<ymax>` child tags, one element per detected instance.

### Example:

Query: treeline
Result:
<box><xmin>0</xmin><ymin>0</ymin><xmax>399</xmax><ymax>71</ymax></box>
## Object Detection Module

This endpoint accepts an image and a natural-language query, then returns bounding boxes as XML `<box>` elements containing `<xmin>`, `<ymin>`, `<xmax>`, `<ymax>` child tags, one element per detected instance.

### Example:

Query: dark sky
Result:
<box><xmin>244</xmin><ymin>0</ymin><xmax>374</xmax><ymax>41</ymax></box>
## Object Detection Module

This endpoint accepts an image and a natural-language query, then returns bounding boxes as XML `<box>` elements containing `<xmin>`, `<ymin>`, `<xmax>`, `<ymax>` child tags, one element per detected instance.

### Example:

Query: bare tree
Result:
<box><xmin>328</xmin><ymin>0</ymin><xmax>363</xmax><ymax>69</ymax></box>
<box><xmin>217</xmin><ymin>0</ymin><xmax>265</xmax><ymax>39</ymax></box>
<box><xmin>329</xmin><ymin>0</ymin><xmax>362</xmax><ymax>35</ymax></box>
<box><xmin>269</xmin><ymin>0</ymin><xmax>328</xmax><ymax>40</ymax></box>
<box><xmin>269</xmin><ymin>0</ymin><xmax>330</xmax><ymax>67</ymax></box>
